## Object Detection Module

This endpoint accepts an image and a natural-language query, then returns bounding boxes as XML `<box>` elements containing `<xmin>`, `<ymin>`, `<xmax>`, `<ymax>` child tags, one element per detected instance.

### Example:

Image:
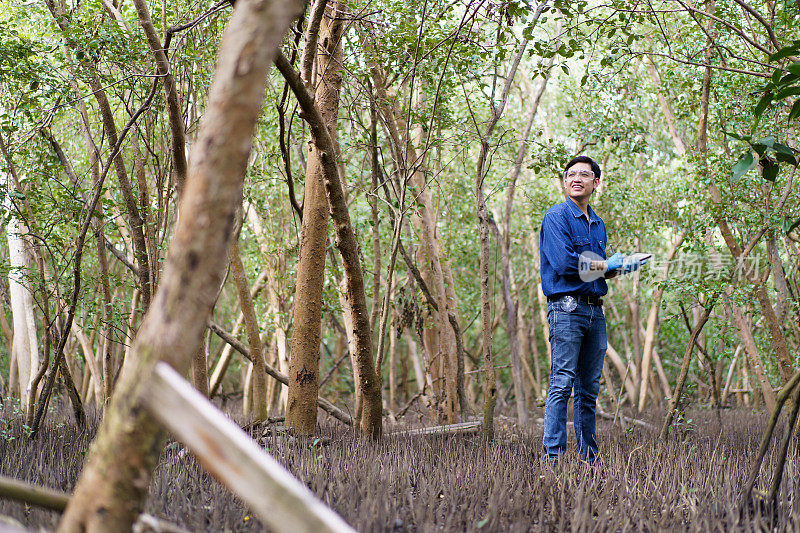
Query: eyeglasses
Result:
<box><xmin>565</xmin><ymin>170</ymin><xmax>595</xmax><ymax>180</ymax></box>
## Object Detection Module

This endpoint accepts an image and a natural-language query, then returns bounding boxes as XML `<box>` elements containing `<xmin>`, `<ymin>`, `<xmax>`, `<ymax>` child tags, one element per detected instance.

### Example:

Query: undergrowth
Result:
<box><xmin>1</xmin><ymin>403</ymin><xmax>797</xmax><ymax>531</ymax></box>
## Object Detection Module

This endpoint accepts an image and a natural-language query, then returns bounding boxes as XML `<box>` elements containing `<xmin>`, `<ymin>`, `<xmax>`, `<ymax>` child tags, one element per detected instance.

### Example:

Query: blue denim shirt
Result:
<box><xmin>540</xmin><ymin>199</ymin><xmax>608</xmax><ymax>298</ymax></box>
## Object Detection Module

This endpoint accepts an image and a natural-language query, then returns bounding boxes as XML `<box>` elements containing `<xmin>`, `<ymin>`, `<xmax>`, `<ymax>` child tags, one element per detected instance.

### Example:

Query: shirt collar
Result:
<box><xmin>564</xmin><ymin>199</ymin><xmax>600</xmax><ymax>222</ymax></box>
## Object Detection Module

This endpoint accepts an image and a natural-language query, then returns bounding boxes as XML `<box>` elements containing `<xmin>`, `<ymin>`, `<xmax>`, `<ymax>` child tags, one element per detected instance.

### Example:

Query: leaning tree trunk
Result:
<box><xmin>230</xmin><ymin>239</ymin><xmax>268</xmax><ymax>422</ymax></box>
<box><xmin>638</xmin><ymin>229</ymin><xmax>687</xmax><ymax>411</ymax></box>
<box><xmin>131</xmin><ymin>0</ymin><xmax>188</xmax><ymax>195</ymax></box>
<box><xmin>57</xmin><ymin>1</ymin><xmax>302</xmax><ymax>530</ymax></box>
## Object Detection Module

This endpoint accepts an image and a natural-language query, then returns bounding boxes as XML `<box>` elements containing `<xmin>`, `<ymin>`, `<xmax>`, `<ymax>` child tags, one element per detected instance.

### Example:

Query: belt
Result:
<box><xmin>548</xmin><ymin>294</ymin><xmax>604</xmax><ymax>307</ymax></box>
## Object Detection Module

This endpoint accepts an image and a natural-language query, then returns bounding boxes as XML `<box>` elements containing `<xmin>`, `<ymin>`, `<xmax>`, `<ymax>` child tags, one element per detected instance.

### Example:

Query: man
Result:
<box><xmin>539</xmin><ymin>155</ymin><xmax>644</xmax><ymax>463</ymax></box>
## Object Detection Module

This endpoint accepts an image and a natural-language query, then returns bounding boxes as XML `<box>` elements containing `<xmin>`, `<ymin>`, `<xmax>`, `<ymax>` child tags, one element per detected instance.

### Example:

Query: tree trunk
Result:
<box><xmin>246</xmin><ymin>205</ymin><xmax>290</xmax><ymax>412</ymax></box>
<box><xmin>726</xmin><ymin>295</ymin><xmax>777</xmax><ymax>411</ymax></box>
<box><xmin>638</xmin><ymin>229</ymin><xmax>686</xmax><ymax>410</ymax></box>
<box><xmin>230</xmin><ymin>240</ymin><xmax>268</xmax><ymax>422</ymax></box>
<box><xmin>190</xmin><ymin>336</ymin><xmax>210</xmax><ymax>398</ymax></box>
<box><xmin>531</xmin><ymin>232</ymin><xmax>552</xmax><ymax>369</ymax></box>
<box><xmin>284</xmin><ymin>4</ymin><xmax>342</xmax><ymax>435</ymax></box>
<box><xmin>130</xmin><ymin>0</ymin><xmax>188</xmax><ymax>195</ymax></box>
<box><xmin>277</xmin><ymin>5</ymin><xmax>382</xmax><ymax>436</ymax></box>
<box><xmin>57</xmin><ymin>1</ymin><xmax>302</xmax><ymax>529</ymax></box>
<box><xmin>6</xmin><ymin>216</ymin><xmax>39</xmax><ymax>414</ymax></box>
<box><xmin>488</xmin><ymin>219</ymin><xmax>527</xmax><ymax>426</ymax></box>
<box><xmin>362</xmin><ymin>38</ymin><xmax>459</xmax><ymax>422</ymax></box>
<box><xmin>477</xmin><ymin>192</ymin><xmax>496</xmax><ymax>439</ymax></box>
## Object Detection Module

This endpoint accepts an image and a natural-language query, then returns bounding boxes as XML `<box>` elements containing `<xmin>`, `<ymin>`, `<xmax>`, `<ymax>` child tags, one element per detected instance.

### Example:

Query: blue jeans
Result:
<box><xmin>542</xmin><ymin>298</ymin><xmax>607</xmax><ymax>462</ymax></box>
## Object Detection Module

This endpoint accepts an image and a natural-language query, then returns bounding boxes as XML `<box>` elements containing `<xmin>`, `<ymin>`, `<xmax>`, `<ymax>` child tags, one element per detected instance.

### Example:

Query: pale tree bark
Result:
<box><xmin>766</xmin><ymin>233</ymin><xmax>790</xmax><ymax>322</ymax></box>
<box><xmin>284</xmin><ymin>3</ymin><xmax>342</xmax><ymax>435</ymax></box>
<box><xmin>410</xmin><ymin>115</ymin><xmax>455</xmax><ymax>418</ymax></box>
<box><xmin>71</xmin><ymin>322</ymin><xmax>105</xmax><ymax>405</ymax></box>
<box><xmin>726</xmin><ymin>293</ymin><xmax>777</xmax><ymax>411</ymax></box>
<box><xmin>190</xmin><ymin>337</ymin><xmax>210</xmax><ymax>398</ymax></box>
<box><xmin>388</xmin><ymin>307</ymin><xmax>399</xmax><ymax>413</ymax></box>
<box><xmin>6</xmin><ymin>216</ymin><xmax>39</xmax><ymax>414</ymax></box>
<box><xmin>57</xmin><ymin>0</ymin><xmax>303</xmax><ymax>529</ymax></box>
<box><xmin>246</xmin><ymin>205</ymin><xmax>290</xmax><ymax>412</ymax></box>
<box><xmin>363</xmin><ymin>37</ymin><xmax>459</xmax><ymax>421</ymax></box>
<box><xmin>277</xmin><ymin>5</ymin><xmax>382</xmax><ymax>436</ymax></box>
<box><xmin>638</xmin><ymin>229</ymin><xmax>687</xmax><ymax>411</ymax></box>
<box><xmin>230</xmin><ymin>240</ymin><xmax>268</xmax><ymax>422</ymax></box>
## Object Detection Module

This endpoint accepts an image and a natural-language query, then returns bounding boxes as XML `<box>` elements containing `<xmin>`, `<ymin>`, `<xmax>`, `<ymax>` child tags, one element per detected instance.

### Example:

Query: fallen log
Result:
<box><xmin>597</xmin><ymin>406</ymin><xmax>656</xmax><ymax>431</ymax></box>
<box><xmin>208</xmin><ymin>322</ymin><xmax>352</xmax><ymax>426</ymax></box>
<box><xmin>388</xmin><ymin>421</ymin><xmax>481</xmax><ymax>438</ymax></box>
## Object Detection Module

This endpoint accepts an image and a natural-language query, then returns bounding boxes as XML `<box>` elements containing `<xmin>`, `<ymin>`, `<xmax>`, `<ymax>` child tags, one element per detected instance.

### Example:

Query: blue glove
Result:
<box><xmin>606</xmin><ymin>252</ymin><xmax>625</xmax><ymax>272</ymax></box>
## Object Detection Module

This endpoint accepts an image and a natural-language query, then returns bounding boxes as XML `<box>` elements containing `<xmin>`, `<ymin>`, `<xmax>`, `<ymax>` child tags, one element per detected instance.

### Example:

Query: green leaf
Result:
<box><xmin>723</xmin><ymin>130</ymin><xmax>750</xmax><ymax>142</ymax></box>
<box><xmin>785</xmin><ymin>216</ymin><xmax>800</xmax><ymax>234</ymax></box>
<box><xmin>779</xmin><ymin>72</ymin><xmax>800</xmax><ymax>86</ymax></box>
<box><xmin>760</xmin><ymin>158</ymin><xmax>779</xmax><ymax>181</ymax></box>
<box><xmin>775</xmin><ymin>152</ymin><xmax>797</xmax><ymax>166</ymax></box>
<box><xmin>769</xmin><ymin>42</ymin><xmax>800</xmax><ymax>62</ymax></box>
<box><xmin>772</xmin><ymin>142</ymin><xmax>794</xmax><ymax>155</ymax></box>
<box><xmin>755</xmin><ymin>136</ymin><xmax>775</xmax><ymax>148</ymax></box>
<box><xmin>754</xmin><ymin>92</ymin><xmax>772</xmax><ymax>124</ymax></box>
<box><xmin>772</xmin><ymin>68</ymin><xmax>783</xmax><ymax>84</ymax></box>
<box><xmin>731</xmin><ymin>152</ymin><xmax>755</xmax><ymax>180</ymax></box>
<box><xmin>775</xmin><ymin>86</ymin><xmax>800</xmax><ymax>101</ymax></box>
<box><xmin>789</xmin><ymin>63</ymin><xmax>800</xmax><ymax>76</ymax></box>
<box><xmin>789</xmin><ymin>99</ymin><xmax>800</xmax><ymax>122</ymax></box>
<box><xmin>752</xmin><ymin>137</ymin><xmax>773</xmax><ymax>157</ymax></box>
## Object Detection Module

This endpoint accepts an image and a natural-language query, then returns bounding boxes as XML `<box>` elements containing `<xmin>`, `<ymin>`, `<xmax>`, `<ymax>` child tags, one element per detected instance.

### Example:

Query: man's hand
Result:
<box><xmin>605</xmin><ymin>252</ymin><xmax>625</xmax><ymax>272</ymax></box>
<box><xmin>605</xmin><ymin>252</ymin><xmax>649</xmax><ymax>275</ymax></box>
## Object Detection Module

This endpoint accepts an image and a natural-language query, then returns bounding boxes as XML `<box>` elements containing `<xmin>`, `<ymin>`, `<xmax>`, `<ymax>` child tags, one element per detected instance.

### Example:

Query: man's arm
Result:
<box><xmin>540</xmin><ymin>212</ymin><xmax>583</xmax><ymax>276</ymax></box>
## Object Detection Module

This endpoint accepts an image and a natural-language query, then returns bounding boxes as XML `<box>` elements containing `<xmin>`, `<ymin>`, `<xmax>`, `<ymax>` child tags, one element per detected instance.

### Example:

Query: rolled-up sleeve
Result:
<box><xmin>540</xmin><ymin>212</ymin><xmax>581</xmax><ymax>276</ymax></box>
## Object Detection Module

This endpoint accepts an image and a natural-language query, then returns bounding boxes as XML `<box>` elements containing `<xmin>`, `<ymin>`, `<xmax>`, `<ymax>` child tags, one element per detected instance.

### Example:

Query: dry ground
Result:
<box><xmin>1</xmin><ymin>402</ymin><xmax>798</xmax><ymax>531</ymax></box>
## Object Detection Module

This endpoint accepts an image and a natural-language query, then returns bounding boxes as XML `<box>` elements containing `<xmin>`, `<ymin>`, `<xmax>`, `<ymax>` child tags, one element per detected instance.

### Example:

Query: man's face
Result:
<box><xmin>563</xmin><ymin>162</ymin><xmax>599</xmax><ymax>201</ymax></box>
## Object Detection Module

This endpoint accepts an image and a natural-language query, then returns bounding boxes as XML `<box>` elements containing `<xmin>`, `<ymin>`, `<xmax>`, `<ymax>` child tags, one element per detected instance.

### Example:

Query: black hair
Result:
<box><xmin>563</xmin><ymin>155</ymin><xmax>601</xmax><ymax>181</ymax></box>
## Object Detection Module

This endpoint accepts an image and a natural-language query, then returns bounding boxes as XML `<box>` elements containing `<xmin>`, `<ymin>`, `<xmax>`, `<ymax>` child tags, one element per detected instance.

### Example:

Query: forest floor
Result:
<box><xmin>1</xmin><ymin>401</ymin><xmax>798</xmax><ymax>532</ymax></box>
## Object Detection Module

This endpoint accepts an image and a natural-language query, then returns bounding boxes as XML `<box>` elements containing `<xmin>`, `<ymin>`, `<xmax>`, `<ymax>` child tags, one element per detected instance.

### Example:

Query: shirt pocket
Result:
<box><xmin>572</xmin><ymin>236</ymin><xmax>590</xmax><ymax>253</ymax></box>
